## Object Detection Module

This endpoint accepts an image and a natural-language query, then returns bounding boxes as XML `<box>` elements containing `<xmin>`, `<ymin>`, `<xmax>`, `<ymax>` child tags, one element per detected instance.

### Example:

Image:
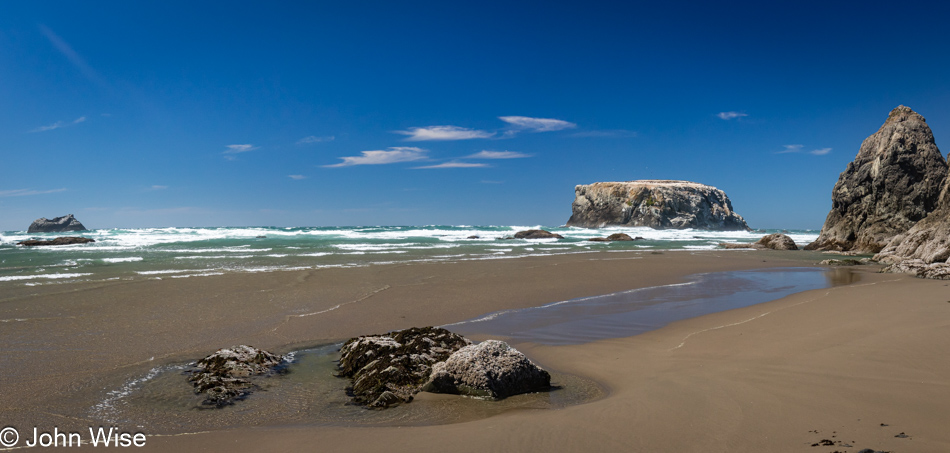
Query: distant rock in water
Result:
<box><xmin>423</xmin><ymin>340</ymin><xmax>551</xmax><ymax>399</ymax></box>
<box><xmin>566</xmin><ymin>180</ymin><xmax>749</xmax><ymax>230</ymax></box>
<box><xmin>756</xmin><ymin>233</ymin><xmax>798</xmax><ymax>250</ymax></box>
<box><xmin>588</xmin><ymin>233</ymin><xmax>640</xmax><ymax>242</ymax></box>
<box><xmin>17</xmin><ymin>237</ymin><xmax>95</xmax><ymax>246</ymax></box>
<box><xmin>806</xmin><ymin>106</ymin><xmax>948</xmax><ymax>253</ymax></box>
<box><xmin>188</xmin><ymin>345</ymin><xmax>287</xmax><ymax>407</ymax></box>
<box><xmin>337</xmin><ymin>327</ymin><xmax>471</xmax><ymax>408</ymax></box>
<box><xmin>27</xmin><ymin>214</ymin><xmax>86</xmax><ymax>233</ymax></box>
<box><xmin>513</xmin><ymin>229</ymin><xmax>564</xmax><ymax>239</ymax></box>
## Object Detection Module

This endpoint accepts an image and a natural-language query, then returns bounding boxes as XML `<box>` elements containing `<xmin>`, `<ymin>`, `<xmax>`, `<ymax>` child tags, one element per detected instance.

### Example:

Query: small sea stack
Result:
<box><xmin>27</xmin><ymin>214</ymin><xmax>87</xmax><ymax>233</ymax></box>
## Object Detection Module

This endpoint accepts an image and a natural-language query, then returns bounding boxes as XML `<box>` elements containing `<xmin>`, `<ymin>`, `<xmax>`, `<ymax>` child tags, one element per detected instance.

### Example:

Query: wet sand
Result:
<box><xmin>2</xmin><ymin>250</ymin><xmax>948</xmax><ymax>451</ymax></box>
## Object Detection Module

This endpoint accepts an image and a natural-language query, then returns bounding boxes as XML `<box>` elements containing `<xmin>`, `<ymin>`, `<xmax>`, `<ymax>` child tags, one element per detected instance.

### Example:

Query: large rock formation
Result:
<box><xmin>755</xmin><ymin>233</ymin><xmax>799</xmax><ymax>250</ymax></box>
<box><xmin>566</xmin><ymin>180</ymin><xmax>749</xmax><ymax>230</ymax></box>
<box><xmin>337</xmin><ymin>327</ymin><xmax>471</xmax><ymax>408</ymax></box>
<box><xmin>806</xmin><ymin>106</ymin><xmax>947</xmax><ymax>253</ymax></box>
<box><xmin>188</xmin><ymin>345</ymin><xmax>287</xmax><ymax>407</ymax></box>
<box><xmin>27</xmin><ymin>214</ymin><xmax>86</xmax><ymax>233</ymax></box>
<box><xmin>423</xmin><ymin>340</ymin><xmax>551</xmax><ymax>399</ymax></box>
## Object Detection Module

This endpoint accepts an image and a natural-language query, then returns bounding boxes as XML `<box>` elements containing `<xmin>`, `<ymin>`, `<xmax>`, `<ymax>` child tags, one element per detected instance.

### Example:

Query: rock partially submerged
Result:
<box><xmin>27</xmin><ymin>214</ymin><xmax>86</xmax><ymax>233</ymax></box>
<box><xmin>337</xmin><ymin>326</ymin><xmax>471</xmax><ymax>408</ymax></box>
<box><xmin>588</xmin><ymin>233</ymin><xmax>641</xmax><ymax>242</ymax></box>
<box><xmin>719</xmin><ymin>234</ymin><xmax>797</xmax><ymax>250</ymax></box>
<box><xmin>566</xmin><ymin>180</ymin><xmax>749</xmax><ymax>230</ymax></box>
<box><xmin>819</xmin><ymin>259</ymin><xmax>867</xmax><ymax>266</ymax></box>
<box><xmin>423</xmin><ymin>340</ymin><xmax>551</xmax><ymax>399</ymax></box>
<box><xmin>807</xmin><ymin>106</ymin><xmax>947</xmax><ymax>253</ymax></box>
<box><xmin>17</xmin><ymin>237</ymin><xmax>95</xmax><ymax>246</ymax></box>
<box><xmin>513</xmin><ymin>229</ymin><xmax>564</xmax><ymax>239</ymax></box>
<box><xmin>189</xmin><ymin>345</ymin><xmax>287</xmax><ymax>407</ymax></box>
<box><xmin>755</xmin><ymin>233</ymin><xmax>798</xmax><ymax>250</ymax></box>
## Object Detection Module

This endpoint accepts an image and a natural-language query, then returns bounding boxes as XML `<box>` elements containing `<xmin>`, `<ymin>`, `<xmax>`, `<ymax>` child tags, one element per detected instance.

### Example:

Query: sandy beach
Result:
<box><xmin>2</xmin><ymin>250</ymin><xmax>948</xmax><ymax>452</ymax></box>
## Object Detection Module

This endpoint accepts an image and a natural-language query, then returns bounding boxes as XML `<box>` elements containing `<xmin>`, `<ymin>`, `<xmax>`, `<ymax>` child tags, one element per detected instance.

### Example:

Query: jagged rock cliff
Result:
<box><xmin>806</xmin><ymin>106</ymin><xmax>947</xmax><ymax>253</ymax></box>
<box><xmin>27</xmin><ymin>214</ymin><xmax>86</xmax><ymax>233</ymax></box>
<box><xmin>565</xmin><ymin>180</ymin><xmax>749</xmax><ymax>230</ymax></box>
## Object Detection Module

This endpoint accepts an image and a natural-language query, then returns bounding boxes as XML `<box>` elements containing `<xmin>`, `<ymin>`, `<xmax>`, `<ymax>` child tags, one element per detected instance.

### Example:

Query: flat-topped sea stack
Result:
<box><xmin>566</xmin><ymin>180</ymin><xmax>749</xmax><ymax>230</ymax></box>
<box><xmin>27</xmin><ymin>214</ymin><xmax>87</xmax><ymax>233</ymax></box>
<box><xmin>806</xmin><ymin>106</ymin><xmax>947</xmax><ymax>253</ymax></box>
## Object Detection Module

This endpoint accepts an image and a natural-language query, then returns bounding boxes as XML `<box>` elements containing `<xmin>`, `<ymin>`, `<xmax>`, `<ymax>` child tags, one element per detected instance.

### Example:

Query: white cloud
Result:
<box><xmin>480</xmin><ymin>180</ymin><xmax>504</xmax><ymax>184</ymax></box>
<box><xmin>288</xmin><ymin>175</ymin><xmax>307</xmax><ymax>180</ymax></box>
<box><xmin>0</xmin><ymin>188</ymin><xmax>67</xmax><ymax>197</ymax></box>
<box><xmin>297</xmin><ymin>135</ymin><xmax>335</xmax><ymax>145</ymax></box>
<box><xmin>325</xmin><ymin>147</ymin><xmax>427</xmax><ymax>167</ymax></box>
<box><xmin>149</xmin><ymin>185</ymin><xmax>168</xmax><ymax>190</ymax></box>
<box><xmin>775</xmin><ymin>144</ymin><xmax>831</xmax><ymax>156</ymax></box>
<box><xmin>395</xmin><ymin>125</ymin><xmax>495</xmax><ymax>141</ymax></box>
<box><xmin>29</xmin><ymin>116</ymin><xmax>87</xmax><ymax>133</ymax></box>
<box><xmin>223</xmin><ymin>144</ymin><xmax>258</xmax><ymax>154</ymax></box>
<box><xmin>499</xmin><ymin>116</ymin><xmax>576</xmax><ymax>132</ymax></box>
<box><xmin>413</xmin><ymin>162</ymin><xmax>490</xmax><ymax>169</ymax></box>
<box><xmin>467</xmin><ymin>150</ymin><xmax>532</xmax><ymax>159</ymax></box>
<box><xmin>717</xmin><ymin>111</ymin><xmax>748</xmax><ymax>120</ymax></box>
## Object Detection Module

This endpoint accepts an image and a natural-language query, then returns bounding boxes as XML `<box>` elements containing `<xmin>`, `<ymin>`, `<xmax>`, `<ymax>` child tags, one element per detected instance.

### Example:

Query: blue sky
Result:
<box><xmin>2</xmin><ymin>1</ymin><xmax>950</xmax><ymax>230</ymax></box>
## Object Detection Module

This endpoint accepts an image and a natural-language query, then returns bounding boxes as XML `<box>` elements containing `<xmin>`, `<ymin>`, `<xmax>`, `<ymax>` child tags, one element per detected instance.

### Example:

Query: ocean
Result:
<box><xmin>0</xmin><ymin>225</ymin><xmax>819</xmax><ymax>286</ymax></box>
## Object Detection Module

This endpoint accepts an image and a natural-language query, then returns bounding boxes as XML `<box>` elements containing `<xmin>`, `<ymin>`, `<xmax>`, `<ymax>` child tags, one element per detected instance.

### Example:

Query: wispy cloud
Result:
<box><xmin>499</xmin><ymin>116</ymin><xmax>576</xmax><ymax>132</ymax></box>
<box><xmin>480</xmin><ymin>180</ymin><xmax>504</xmax><ymax>184</ymax></box>
<box><xmin>467</xmin><ymin>150</ymin><xmax>532</xmax><ymax>159</ymax></box>
<box><xmin>39</xmin><ymin>25</ymin><xmax>104</xmax><ymax>86</ymax></box>
<box><xmin>224</xmin><ymin>144</ymin><xmax>258</xmax><ymax>154</ymax></box>
<box><xmin>395</xmin><ymin>126</ymin><xmax>494</xmax><ymax>141</ymax></box>
<box><xmin>288</xmin><ymin>175</ymin><xmax>307</xmax><ymax>180</ymax></box>
<box><xmin>149</xmin><ymin>185</ymin><xmax>168</xmax><ymax>190</ymax></box>
<box><xmin>413</xmin><ymin>162</ymin><xmax>490</xmax><ymax>169</ymax></box>
<box><xmin>29</xmin><ymin>116</ymin><xmax>87</xmax><ymax>133</ymax></box>
<box><xmin>297</xmin><ymin>135</ymin><xmax>335</xmax><ymax>145</ymax></box>
<box><xmin>0</xmin><ymin>188</ymin><xmax>67</xmax><ymax>197</ymax></box>
<box><xmin>569</xmin><ymin>129</ymin><xmax>638</xmax><ymax>138</ymax></box>
<box><xmin>775</xmin><ymin>144</ymin><xmax>832</xmax><ymax>155</ymax></box>
<box><xmin>717</xmin><ymin>111</ymin><xmax>748</xmax><ymax>120</ymax></box>
<box><xmin>325</xmin><ymin>147</ymin><xmax>427</xmax><ymax>167</ymax></box>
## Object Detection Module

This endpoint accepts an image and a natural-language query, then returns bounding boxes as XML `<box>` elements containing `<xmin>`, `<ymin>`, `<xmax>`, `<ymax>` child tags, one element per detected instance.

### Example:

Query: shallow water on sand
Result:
<box><xmin>82</xmin><ymin>267</ymin><xmax>853</xmax><ymax>434</ymax></box>
<box><xmin>448</xmin><ymin>267</ymin><xmax>855</xmax><ymax>345</ymax></box>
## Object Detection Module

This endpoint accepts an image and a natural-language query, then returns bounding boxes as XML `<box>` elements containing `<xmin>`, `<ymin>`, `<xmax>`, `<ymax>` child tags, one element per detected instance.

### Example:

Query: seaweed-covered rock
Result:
<box><xmin>337</xmin><ymin>326</ymin><xmax>471</xmax><ymax>408</ymax></box>
<box><xmin>819</xmin><ymin>258</ymin><xmax>866</xmax><ymax>266</ymax></box>
<box><xmin>755</xmin><ymin>233</ymin><xmax>798</xmax><ymax>250</ymax></box>
<box><xmin>513</xmin><ymin>229</ymin><xmax>564</xmax><ymax>239</ymax></box>
<box><xmin>423</xmin><ymin>340</ymin><xmax>551</xmax><ymax>399</ymax></box>
<box><xmin>880</xmin><ymin>259</ymin><xmax>950</xmax><ymax>279</ymax></box>
<box><xmin>189</xmin><ymin>345</ymin><xmax>286</xmax><ymax>407</ymax></box>
<box><xmin>589</xmin><ymin>233</ymin><xmax>639</xmax><ymax>242</ymax></box>
<box><xmin>17</xmin><ymin>237</ymin><xmax>95</xmax><ymax>246</ymax></box>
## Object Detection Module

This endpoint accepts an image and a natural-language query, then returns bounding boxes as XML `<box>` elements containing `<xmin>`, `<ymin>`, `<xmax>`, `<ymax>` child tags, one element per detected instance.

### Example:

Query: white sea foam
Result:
<box><xmin>102</xmin><ymin>257</ymin><xmax>144</xmax><ymax>263</ymax></box>
<box><xmin>0</xmin><ymin>273</ymin><xmax>92</xmax><ymax>282</ymax></box>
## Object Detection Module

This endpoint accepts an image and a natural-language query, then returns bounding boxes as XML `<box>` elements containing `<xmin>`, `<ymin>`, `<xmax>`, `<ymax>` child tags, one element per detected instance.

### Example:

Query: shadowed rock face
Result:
<box><xmin>337</xmin><ymin>327</ymin><xmax>471</xmax><ymax>408</ymax></box>
<box><xmin>806</xmin><ymin>106</ymin><xmax>947</xmax><ymax>253</ymax></box>
<box><xmin>566</xmin><ymin>180</ymin><xmax>749</xmax><ymax>231</ymax></box>
<box><xmin>27</xmin><ymin>214</ymin><xmax>86</xmax><ymax>233</ymax></box>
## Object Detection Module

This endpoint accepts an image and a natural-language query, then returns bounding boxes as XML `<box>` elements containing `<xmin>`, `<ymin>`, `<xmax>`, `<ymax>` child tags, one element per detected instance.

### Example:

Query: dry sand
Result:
<box><xmin>2</xmin><ymin>250</ymin><xmax>948</xmax><ymax>452</ymax></box>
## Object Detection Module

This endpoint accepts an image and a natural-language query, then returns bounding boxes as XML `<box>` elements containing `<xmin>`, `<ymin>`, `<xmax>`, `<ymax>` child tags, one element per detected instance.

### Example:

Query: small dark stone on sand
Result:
<box><xmin>894</xmin><ymin>432</ymin><xmax>910</xmax><ymax>438</ymax></box>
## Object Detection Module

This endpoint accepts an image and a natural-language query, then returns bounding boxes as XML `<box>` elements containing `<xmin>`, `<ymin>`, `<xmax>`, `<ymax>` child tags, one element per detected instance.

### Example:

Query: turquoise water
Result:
<box><xmin>0</xmin><ymin>225</ymin><xmax>818</xmax><ymax>285</ymax></box>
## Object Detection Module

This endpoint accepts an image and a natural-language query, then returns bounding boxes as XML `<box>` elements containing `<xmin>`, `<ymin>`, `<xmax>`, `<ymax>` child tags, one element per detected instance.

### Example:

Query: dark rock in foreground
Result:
<box><xmin>588</xmin><ymin>233</ymin><xmax>640</xmax><ymax>242</ymax></box>
<box><xmin>17</xmin><ymin>237</ymin><xmax>95</xmax><ymax>246</ymax></box>
<box><xmin>189</xmin><ymin>345</ymin><xmax>287</xmax><ymax>407</ymax></box>
<box><xmin>513</xmin><ymin>229</ymin><xmax>564</xmax><ymax>239</ymax></box>
<box><xmin>27</xmin><ymin>214</ymin><xmax>86</xmax><ymax>233</ymax></box>
<box><xmin>566</xmin><ymin>180</ymin><xmax>749</xmax><ymax>230</ymax></box>
<box><xmin>337</xmin><ymin>326</ymin><xmax>471</xmax><ymax>408</ymax></box>
<box><xmin>755</xmin><ymin>233</ymin><xmax>798</xmax><ymax>250</ymax></box>
<box><xmin>807</xmin><ymin>106</ymin><xmax>947</xmax><ymax>253</ymax></box>
<box><xmin>423</xmin><ymin>340</ymin><xmax>551</xmax><ymax>399</ymax></box>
